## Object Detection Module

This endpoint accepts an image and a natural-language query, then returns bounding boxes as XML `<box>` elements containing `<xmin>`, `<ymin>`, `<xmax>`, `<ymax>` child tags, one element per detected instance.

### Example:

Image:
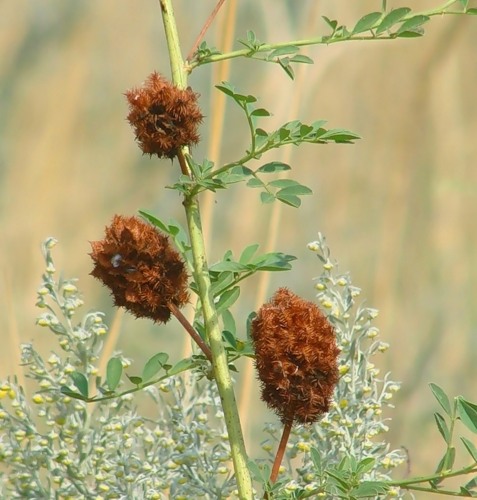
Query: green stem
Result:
<box><xmin>188</xmin><ymin>0</ymin><xmax>467</xmax><ymax>70</ymax></box>
<box><xmin>159</xmin><ymin>0</ymin><xmax>186</xmax><ymax>87</ymax></box>
<box><xmin>159</xmin><ymin>1</ymin><xmax>253</xmax><ymax>498</ymax></box>
<box><xmin>399</xmin><ymin>484</ymin><xmax>477</xmax><ymax>497</ymax></box>
<box><xmin>184</xmin><ymin>194</ymin><xmax>253</xmax><ymax>499</ymax></box>
<box><xmin>298</xmin><ymin>463</ymin><xmax>477</xmax><ymax>499</ymax></box>
<box><xmin>388</xmin><ymin>464</ymin><xmax>477</xmax><ymax>488</ymax></box>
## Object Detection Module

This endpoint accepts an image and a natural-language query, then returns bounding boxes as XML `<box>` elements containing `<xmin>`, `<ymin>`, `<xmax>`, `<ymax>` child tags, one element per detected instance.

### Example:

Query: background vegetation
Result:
<box><xmin>1</xmin><ymin>0</ymin><xmax>477</xmax><ymax>491</ymax></box>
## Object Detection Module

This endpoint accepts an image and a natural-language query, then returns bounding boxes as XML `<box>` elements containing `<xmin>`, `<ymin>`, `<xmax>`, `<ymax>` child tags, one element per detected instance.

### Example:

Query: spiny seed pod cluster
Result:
<box><xmin>125</xmin><ymin>72</ymin><xmax>203</xmax><ymax>158</ymax></box>
<box><xmin>90</xmin><ymin>215</ymin><xmax>189</xmax><ymax>323</ymax></box>
<box><xmin>252</xmin><ymin>288</ymin><xmax>339</xmax><ymax>425</ymax></box>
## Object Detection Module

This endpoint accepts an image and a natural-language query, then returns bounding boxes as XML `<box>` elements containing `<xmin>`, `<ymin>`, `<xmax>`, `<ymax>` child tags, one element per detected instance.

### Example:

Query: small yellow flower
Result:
<box><xmin>296</xmin><ymin>442</ymin><xmax>311</xmax><ymax>452</ymax></box>
<box><xmin>32</xmin><ymin>394</ymin><xmax>45</xmax><ymax>404</ymax></box>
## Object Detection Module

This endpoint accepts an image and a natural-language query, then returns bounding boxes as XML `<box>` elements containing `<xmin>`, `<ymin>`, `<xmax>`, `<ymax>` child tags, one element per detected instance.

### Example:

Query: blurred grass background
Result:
<box><xmin>1</xmin><ymin>0</ymin><xmax>477</xmax><ymax>492</ymax></box>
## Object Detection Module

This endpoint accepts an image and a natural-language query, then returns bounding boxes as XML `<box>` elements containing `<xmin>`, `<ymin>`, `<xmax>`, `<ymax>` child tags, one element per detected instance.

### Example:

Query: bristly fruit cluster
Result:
<box><xmin>90</xmin><ymin>215</ymin><xmax>189</xmax><ymax>323</ymax></box>
<box><xmin>252</xmin><ymin>287</ymin><xmax>340</xmax><ymax>425</ymax></box>
<box><xmin>125</xmin><ymin>72</ymin><xmax>203</xmax><ymax>159</ymax></box>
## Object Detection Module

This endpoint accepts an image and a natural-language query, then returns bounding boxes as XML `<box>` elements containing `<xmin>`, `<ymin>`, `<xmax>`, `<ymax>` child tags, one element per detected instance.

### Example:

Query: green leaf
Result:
<box><xmin>216</xmin><ymin>286</ymin><xmax>240</xmax><ymax>314</ymax></box>
<box><xmin>127</xmin><ymin>375</ymin><xmax>143</xmax><ymax>386</ymax></box>
<box><xmin>260</xmin><ymin>192</ymin><xmax>276</xmax><ymax>204</ymax></box>
<box><xmin>222</xmin><ymin>309</ymin><xmax>236</xmax><ymax>338</ymax></box>
<box><xmin>231</xmin><ymin>165</ymin><xmax>254</xmax><ymax>176</ymax></box>
<box><xmin>300</xmin><ymin>124</ymin><xmax>314</xmax><ymax>136</ymax></box>
<box><xmin>239</xmin><ymin>244</ymin><xmax>260</xmax><ymax>264</ymax></box>
<box><xmin>467</xmin><ymin>8</ymin><xmax>477</xmax><ymax>14</ymax></box>
<box><xmin>319</xmin><ymin>128</ymin><xmax>361</xmax><ymax>142</ymax></box>
<box><xmin>322</xmin><ymin>16</ymin><xmax>338</xmax><ymax>31</ymax></box>
<box><xmin>352</xmin><ymin>12</ymin><xmax>382</xmax><ymax>34</ymax></box>
<box><xmin>461</xmin><ymin>437</ymin><xmax>477</xmax><ymax>463</ymax></box>
<box><xmin>434</xmin><ymin>412</ymin><xmax>451</xmax><ymax>444</ymax></box>
<box><xmin>106</xmin><ymin>357</ymin><xmax>122</xmax><ymax>391</ymax></box>
<box><xmin>216</xmin><ymin>82</ymin><xmax>256</xmax><ymax>104</ymax></box>
<box><xmin>430</xmin><ymin>383</ymin><xmax>452</xmax><ymax>416</ymax></box>
<box><xmin>210</xmin><ymin>261</ymin><xmax>248</xmax><ymax>273</ymax></box>
<box><xmin>376</xmin><ymin>7</ymin><xmax>411</xmax><ymax>34</ymax></box>
<box><xmin>459</xmin><ymin>486</ymin><xmax>477</xmax><ymax>497</ymax></box>
<box><xmin>247</xmin><ymin>459</ymin><xmax>269</xmax><ymax>482</ymax></box>
<box><xmin>251</xmin><ymin>251</ymin><xmax>296</xmax><ymax>271</ymax></box>
<box><xmin>167</xmin><ymin>357</ymin><xmax>200</xmax><ymax>376</ymax></box>
<box><xmin>326</xmin><ymin>468</ymin><xmax>349</xmax><ymax>490</ymax></box>
<box><xmin>234</xmin><ymin>92</ymin><xmax>257</xmax><ymax>104</ymax></box>
<box><xmin>435</xmin><ymin>447</ymin><xmax>456</xmax><ymax>474</ymax></box>
<box><xmin>239</xmin><ymin>29</ymin><xmax>263</xmax><ymax>51</ymax></box>
<box><xmin>290</xmin><ymin>55</ymin><xmax>314</xmax><ymax>64</ymax></box>
<box><xmin>139</xmin><ymin>211</ymin><xmax>190</xmax><ymax>254</ymax></box>
<box><xmin>256</xmin><ymin>162</ymin><xmax>291</xmax><ymax>174</ymax></box>
<box><xmin>267</xmin><ymin>179</ymin><xmax>298</xmax><ymax>188</ymax></box>
<box><xmin>210</xmin><ymin>271</ymin><xmax>235</xmax><ymax>297</ymax></box>
<box><xmin>338</xmin><ymin>455</ymin><xmax>353</xmax><ymax>471</ymax></box>
<box><xmin>268</xmin><ymin>46</ymin><xmax>299</xmax><ymax>58</ymax></box>
<box><xmin>96</xmin><ymin>386</ymin><xmax>115</xmax><ymax>396</ymax></box>
<box><xmin>142</xmin><ymin>352</ymin><xmax>169</xmax><ymax>382</ymax></box>
<box><xmin>60</xmin><ymin>386</ymin><xmax>89</xmax><ymax>401</ymax></box>
<box><xmin>247</xmin><ymin>177</ymin><xmax>265</xmax><ymax>188</ymax></box>
<box><xmin>351</xmin><ymin>481</ymin><xmax>389</xmax><ymax>497</ymax></box>
<box><xmin>273</xmin><ymin>182</ymin><xmax>313</xmax><ymax>196</ymax></box>
<box><xmin>275</xmin><ymin>193</ymin><xmax>301</xmax><ymax>208</ymax></box>
<box><xmin>139</xmin><ymin>210</ymin><xmax>168</xmax><ymax>232</ymax></box>
<box><xmin>247</xmin><ymin>30</ymin><xmax>257</xmax><ymax>43</ymax></box>
<box><xmin>396</xmin><ymin>15</ymin><xmax>430</xmax><ymax>35</ymax></box>
<box><xmin>356</xmin><ymin>457</ymin><xmax>376</xmax><ymax>475</ymax></box>
<box><xmin>187</xmin><ymin>157</ymin><xmax>203</xmax><ymax>178</ymax></box>
<box><xmin>250</xmin><ymin>108</ymin><xmax>271</xmax><ymax>117</ymax></box>
<box><xmin>220</xmin><ymin>166</ymin><xmax>254</xmax><ymax>185</ymax></box>
<box><xmin>278</xmin><ymin>58</ymin><xmax>295</xmax><ymax>80</ymax></box>
<box><xmin>222</xmin><ymin>329</ymin><xmax>237</xmax><ymax>349</ymax></box>
<box><xmin>457</xmin><ymin>397</ymin><xmax>477</xmax><ymax>433</ymax></box>
<box><xmin>464</xmin><ymin>477</ymin><xmax>477</xmax><ymax>491</ymax></box>
<box><xmin>396</xmin><ymin>30</ymin><xmax>424</xmax><ymax>38</ymax></box>
<box><xmin>70</xmin><ymin>371</ymin><xmax>89</xmax><ymax>398</ymax></box>
<box><xmin>215</xmin><ymin>81</ymin><xmax>235</xmax><ymax>97</ymax></box>
<box><xmin>310</xmin><ymin>447</ymin><xmax>322</xmax><ymax>475</ymax></box>
<box><xmin>278</xmin><ymin>126</ymin><xmax>291</xmax><ymax>141</ymax></box>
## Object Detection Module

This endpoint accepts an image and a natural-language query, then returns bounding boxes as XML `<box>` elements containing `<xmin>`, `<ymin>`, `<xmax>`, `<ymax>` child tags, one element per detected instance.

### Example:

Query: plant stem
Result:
<box><xmin>159</xmin><ymin>1</ymin><xmax>253</xmax><ymax>497</ymax></box>
<box><xmin>183</xmin><ymin>193</ymin><xmax>253</xmax><ymax>499</ymax></box>
<box><xmin>388</xmin><ymin>464</ymin><xmax>477</xmax><ymax>488</ymax></box>
<box><xmin>186</xmin><ymin>0</ymin><xmax>227</xmax><ymax>62</ymax></box>
<box><xmin>188</xmin><ymin>1</ymin><xmax>467</xmax><ymax>70</ymax></box>
<box><xmin>169</xmin><ymin>302</ymin><xmax>213</xmax><ymax>362</ymax></box>
<box><xmin>270</xmin><ymin>421</ymin><xmax>292</xmax><ymax>484</ymax></box>
<box><xmin>159</xmin><ymin>0</ymin><xmax>186</xmax><ymax>87</ymax></box>
<box><xmin>177</xmin><ymin>148</ymin><xmax>190</xmax><ymax>176</ymax></box>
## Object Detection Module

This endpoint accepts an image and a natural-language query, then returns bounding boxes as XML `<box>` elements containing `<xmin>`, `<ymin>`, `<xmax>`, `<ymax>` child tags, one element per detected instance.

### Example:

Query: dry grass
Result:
<box><xmin>1</xmin><ymin>1</ymin><xmax>477</xmax><ymax>490</ymax></box>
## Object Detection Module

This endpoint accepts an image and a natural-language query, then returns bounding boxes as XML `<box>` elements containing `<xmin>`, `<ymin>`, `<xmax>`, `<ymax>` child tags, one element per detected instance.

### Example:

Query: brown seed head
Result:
<box><xmin>251</xmin><ymin>288</ymin><xmax>339</xmax><ymax>425</ymax></box>
<box><xmin>90</xmin><ymin>215</ymin><xmax>189</xmax><ymax>323</ymax></box>
<box><xmin>125</xmin><ymin>72</ymin><xmax>203</xmax><ymax>158</ymax></box>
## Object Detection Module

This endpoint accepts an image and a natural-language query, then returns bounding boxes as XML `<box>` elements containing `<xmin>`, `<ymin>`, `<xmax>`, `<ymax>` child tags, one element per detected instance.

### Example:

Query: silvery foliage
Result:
<box><xmin>0</xmin><ymin>239</ymin><xmax>235</xmax><ymax>499</ymax></box>
<box><xmin>0</xmin><ymin>236</ymin><xmax>408</xmax><ymax>499</ymax></box>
